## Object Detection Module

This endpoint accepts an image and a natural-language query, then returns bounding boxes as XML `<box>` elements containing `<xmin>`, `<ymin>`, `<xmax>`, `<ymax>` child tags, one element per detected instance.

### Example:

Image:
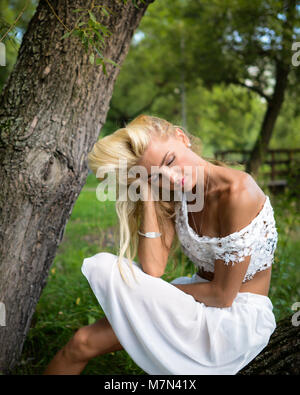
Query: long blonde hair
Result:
<box><xmin>87</xmin><ymin>114</ymin><xmax>228</xmax><ymax>285</ymax></box>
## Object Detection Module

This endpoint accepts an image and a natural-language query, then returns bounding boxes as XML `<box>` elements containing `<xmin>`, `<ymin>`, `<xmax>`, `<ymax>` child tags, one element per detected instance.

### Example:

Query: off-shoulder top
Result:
<box><xmin>174</xmin><ymin>192</ymin><xmax>278</xmax><ymax>283</ymax></box>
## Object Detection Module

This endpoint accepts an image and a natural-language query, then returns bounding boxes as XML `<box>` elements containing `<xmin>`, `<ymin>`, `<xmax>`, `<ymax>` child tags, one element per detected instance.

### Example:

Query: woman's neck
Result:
<box><xmin>191</xmin><ymin>160</ymin><xmax>232</xmax><ymax>203</ymax></box>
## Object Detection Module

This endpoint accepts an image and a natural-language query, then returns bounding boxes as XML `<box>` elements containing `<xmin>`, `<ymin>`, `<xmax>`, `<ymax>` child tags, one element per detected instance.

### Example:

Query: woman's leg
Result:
<box><xmin>43</xmin><ymin>316</ymin><xmax>123</xmax><ymax>375</ymax></box>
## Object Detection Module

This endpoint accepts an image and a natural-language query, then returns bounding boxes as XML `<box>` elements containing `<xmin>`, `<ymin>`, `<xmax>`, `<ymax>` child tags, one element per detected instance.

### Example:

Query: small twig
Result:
<box><xmin>45</xmin><ymin>0</ymin><xmax>71</xmax><ymax>32</ymax></box>
<box><xmin>0</xmin><ymin>0</ymin><xmax>30</xmax><ymax>43</ymax></box>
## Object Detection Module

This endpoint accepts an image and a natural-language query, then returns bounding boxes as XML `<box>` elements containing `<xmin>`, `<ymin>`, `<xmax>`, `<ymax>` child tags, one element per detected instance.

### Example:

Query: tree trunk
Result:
<box><xmin>238</xmin><ymin>314</ymin><xmax>300</xmax><ymax>375</ymax></box>
<box><xmin>0</xmin><ymin>0</ymin><xmax>154</xmax><ymax>373</ymax></box>
<box><xmin>245</xmin><ymin>63</ymin><xmax>289</xmax><ymax>177</ymax></box>
<box><xmin>246</xmin><ymin>0</ymin><xmax>296</xmax><ymax>177</ymax></box>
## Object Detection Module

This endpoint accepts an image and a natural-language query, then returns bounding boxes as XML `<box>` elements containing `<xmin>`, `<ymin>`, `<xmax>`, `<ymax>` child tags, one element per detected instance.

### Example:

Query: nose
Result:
<box><xmin>161</xmin><ymin>166</ymin><xmax>181</xmax><ymax>186</ymax></box>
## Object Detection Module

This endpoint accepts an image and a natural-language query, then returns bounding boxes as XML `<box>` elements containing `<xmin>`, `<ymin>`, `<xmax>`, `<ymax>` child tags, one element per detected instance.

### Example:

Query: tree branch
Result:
<box><xmin>227</xmin><ymin>79</ymin><xmax>271</xmax><ymax>102</ymax></box>
<box><xmin>130</xmin><ymin>89</ymin><xmax>170</xmax><ymax>119</ymax></box>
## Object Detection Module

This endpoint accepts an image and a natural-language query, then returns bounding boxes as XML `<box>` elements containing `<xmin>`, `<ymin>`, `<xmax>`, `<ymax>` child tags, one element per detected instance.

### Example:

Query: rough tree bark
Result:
<box><xmin>0</xmin><ymin>0</ymin><xmax>154</xmax><ymax>373</ymax></box>
<box><xmin>239</xmin><ymin>314</ymin><xmax>300</xmax><ymax>375</ymax></box>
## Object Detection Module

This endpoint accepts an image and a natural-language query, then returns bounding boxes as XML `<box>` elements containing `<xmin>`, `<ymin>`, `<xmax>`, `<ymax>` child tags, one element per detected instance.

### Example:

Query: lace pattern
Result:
<box><xmin>174</xmin><ymin>193</ymin><xmax>278</xmax><ymax>283</ymax></box>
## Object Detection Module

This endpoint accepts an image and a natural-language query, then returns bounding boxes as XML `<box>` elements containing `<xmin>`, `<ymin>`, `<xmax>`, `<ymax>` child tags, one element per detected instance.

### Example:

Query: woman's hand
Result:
<box><xmin>140</xmin><ymin>178</ymin><xmax>157</xmax><ymax>202</ymax></box>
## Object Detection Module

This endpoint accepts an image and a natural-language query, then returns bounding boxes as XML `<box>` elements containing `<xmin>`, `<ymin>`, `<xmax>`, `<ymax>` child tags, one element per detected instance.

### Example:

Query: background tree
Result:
<box><xmin>175</xmin><ymin>0</ymin><xmax>300</xmax><ymax>175</ymax></box>
<box><xmin>0</xmin><ymin>0</ymin><xmax>154</xmax><ymax>373</ymax></box>
<box><xmin>107</xmin><ymin>0</ymin><xmax>300</xmax><ymax>174</ymax></box>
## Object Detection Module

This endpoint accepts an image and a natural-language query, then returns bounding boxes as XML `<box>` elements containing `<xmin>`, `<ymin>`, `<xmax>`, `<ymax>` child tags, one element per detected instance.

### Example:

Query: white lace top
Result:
<box><xmin>174</xmin><ymin>193</ymin><xmax>278</xmax><ymax>282</ymax></box>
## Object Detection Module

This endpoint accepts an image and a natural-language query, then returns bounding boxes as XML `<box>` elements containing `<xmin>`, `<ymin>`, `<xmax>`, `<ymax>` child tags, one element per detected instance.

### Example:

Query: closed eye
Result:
<box><xmin>166</xmin><ymin>156</ymin><xmax>175</xmax><ymax>166</ymax></box>
<box><xmin>150</xmin><ymin>155</ymin><xmax>175</xmax><ymax>182</ymax></box>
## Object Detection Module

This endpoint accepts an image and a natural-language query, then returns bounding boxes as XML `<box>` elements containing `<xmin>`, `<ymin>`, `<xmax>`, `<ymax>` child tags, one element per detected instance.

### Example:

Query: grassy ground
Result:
<box><xmin>10</xmin><ymin>173</ymin><xmax>300</xmax><ymax>375</ymax></box>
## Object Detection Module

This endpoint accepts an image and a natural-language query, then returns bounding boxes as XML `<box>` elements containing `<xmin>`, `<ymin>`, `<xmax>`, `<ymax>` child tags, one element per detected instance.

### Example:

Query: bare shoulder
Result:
<box><xmin>230</xmin><ymin>169</ymin><xmax>265</xmax><ymax>198</ymax></box>
<box><xmin>218</xmin><ymin>170</ymin><xmax>267</xmax><ymax>236</ymax></box>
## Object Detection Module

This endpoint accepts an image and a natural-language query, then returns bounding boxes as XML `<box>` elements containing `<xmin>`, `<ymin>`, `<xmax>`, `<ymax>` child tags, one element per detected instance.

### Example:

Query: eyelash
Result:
<box><xmin>166</xmin><ymin>156</ymin><xmax>175</xmax><ymax>166</ymax></box>
<box><xmin>151</xmin><ymin>155</ymin><xmax>175</xmax><ymax>181</ymax></box>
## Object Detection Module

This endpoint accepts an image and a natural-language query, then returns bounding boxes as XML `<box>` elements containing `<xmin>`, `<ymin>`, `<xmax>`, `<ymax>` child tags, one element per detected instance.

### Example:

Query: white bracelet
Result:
<box><xmin>138</xmin><ymin>230</ymin><xmax>162</xmax><ymax>238</ymax></box>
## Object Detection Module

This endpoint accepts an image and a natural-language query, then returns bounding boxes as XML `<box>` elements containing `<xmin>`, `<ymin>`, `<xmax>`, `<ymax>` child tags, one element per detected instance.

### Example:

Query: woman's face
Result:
<box><xmin>137</xmin><ymin>128</ymin><xmax>202</xmax><ymax>193</ymax></box>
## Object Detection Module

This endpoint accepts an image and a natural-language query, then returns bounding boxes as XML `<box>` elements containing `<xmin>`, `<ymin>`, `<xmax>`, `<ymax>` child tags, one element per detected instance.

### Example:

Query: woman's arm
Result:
<box><xmin>172</xmin><ymin>255</ymin><xmax>251</xmax><ymax>308</ymax></box>
<box><xmin>138</xmin><ymin>181</ymin><xmax>175</xmax><ymax>278</ymax></box>
<box><xmin>172</xmin><ymin>281</ymin><xmax>227</xmax><ymax>308</ymax></box>
<box><xmin>173</xmin><ymin>180</ymin><xmax>261</xmax><ymax>307</ymax></box>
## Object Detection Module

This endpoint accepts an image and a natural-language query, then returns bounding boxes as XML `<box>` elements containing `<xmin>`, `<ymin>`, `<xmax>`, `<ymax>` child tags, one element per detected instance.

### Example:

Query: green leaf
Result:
<box><xmin>60</xmin><ymin>31</ymin><xmax>72</xmax><ymax>40</ymax></box>
<box><xmin>88</xmin><ymin>37</ymin><xmax>95</xmax><ymax>47</ymax></box>
<box><xmin>101</xmin><ymin>7</ymin><xmax>110</xmax><ymax>17</ymax></box>
<box><xmin>88</xmin><ymin>19</ymin><xmax>100</xmax><ymax>29</ymax></box>
<box><xmin>83</xmin><ymin>39</ymin><xmax>89</xmax><ymax>52</ymax></box>
<box><xmin>94</xmin><ymin>46</ymin><xmax>104</xmax><ymax>59</ymax></box>
<box><xmin>94</xmin><ymin>30</ymin><xmax>105</xmax><ymax>43</ymax></box>
<box><xmin>88</xmin><ymin>11</ymin><xmax>97</xmax><ymax>24</ymax></box>
<box><xmin>89</xmin><ymin>53</ymin><xmax>94</xmax><ymax>65</ymax></box>
<box><xmin>95</xmin><ymin>57</ymin><xmax>103</xmax><ymax>65</ymax></box>
<box><xmin>98</xmin><ymin>24</ymin><xmax>111</xmax><ymax>36</ymax></box>
<box><xmin>72</xmin><ymin>29</ymin><xmax>83</xmax><ymax>39</ymax></box>
<box><xmin>103</xmin><ymin>57</ymin><xmax>120</xmax><ymax>68</ymax></box>
<box><xmin>73</xmin><ymin>8</ymin><xmax>87</xmax><ymax>13</ymax></box>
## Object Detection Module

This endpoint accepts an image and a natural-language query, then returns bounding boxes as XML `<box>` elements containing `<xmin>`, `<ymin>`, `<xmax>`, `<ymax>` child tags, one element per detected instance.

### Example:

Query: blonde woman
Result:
<box><xmin>44</xmin><ymin>114</ymin><xmax>278</xmax><ymax>375</ymax></box>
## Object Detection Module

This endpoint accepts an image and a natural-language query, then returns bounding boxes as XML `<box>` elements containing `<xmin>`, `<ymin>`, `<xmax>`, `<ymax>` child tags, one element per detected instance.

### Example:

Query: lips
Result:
<box><xmin>174</xmin><ymin>177</ymin><xmax>185</xmax><ymax>187</ymax></box>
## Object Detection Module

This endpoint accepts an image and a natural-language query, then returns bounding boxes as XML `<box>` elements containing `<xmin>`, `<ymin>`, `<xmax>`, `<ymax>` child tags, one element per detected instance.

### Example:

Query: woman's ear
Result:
<box><xmin>175</xmin><ymin>128</ymin><xmax>189</xmax><ymax>146</ymax></box>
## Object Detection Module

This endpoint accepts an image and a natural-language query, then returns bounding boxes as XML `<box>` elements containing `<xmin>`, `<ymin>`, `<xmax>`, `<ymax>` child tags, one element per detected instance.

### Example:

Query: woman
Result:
<box><xmin>44</xmin><ymin>114</ymin><xmax>278</xmax><ymax>375</ymax></box>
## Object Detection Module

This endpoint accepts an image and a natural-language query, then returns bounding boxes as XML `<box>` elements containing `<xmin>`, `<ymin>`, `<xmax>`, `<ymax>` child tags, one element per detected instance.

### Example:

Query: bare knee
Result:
<box><xmin>63</xmin><ymin>326</ymin><xmax>92</xmax><ymax>363</ymax></box>
<box><xmin>63</xmin><ymin>319</ymin><xmax>123</xmax><ymax>363</ymax></box>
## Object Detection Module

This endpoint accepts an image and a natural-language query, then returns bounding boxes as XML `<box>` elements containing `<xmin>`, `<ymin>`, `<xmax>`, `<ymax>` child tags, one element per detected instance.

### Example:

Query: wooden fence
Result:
<box><xmin>214</xmin><ymin>148</ymin><xmax>300</xmax><ymax>194</ymax></box>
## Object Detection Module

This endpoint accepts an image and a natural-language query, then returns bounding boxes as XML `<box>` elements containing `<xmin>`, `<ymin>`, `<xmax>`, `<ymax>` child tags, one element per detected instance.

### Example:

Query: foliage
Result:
<box><xmin>176</xmin><ymin>0</ymin><xmax>300</xmax><ymax>94</ymax></box>
<box><xmin>104</xmin><ymin>0</ymin><xmax>300</xmax><ymax>155</ymax></box>
<box><xmin>1</xmin><ymin>1</ymin><xmax>300</xmax><ymax>153</ymax></box>
<box><xmin>0</xmin><ymin>0</ymin><xmax>147</xmax><ymax>80</ymax></box>
<box><xmin>59</xmin><ymin>3</ymin><xmax>120</xmax><ymax>75</ymax></box>
<box><xmin>0</xmin><ymin>0</ymin><xmax>38</xmax><ymax>88</ymax></box>
<box><xmin>267</xmin><ymin>188</ymin><xmax>300</xmax><ymax>321</ymax></box>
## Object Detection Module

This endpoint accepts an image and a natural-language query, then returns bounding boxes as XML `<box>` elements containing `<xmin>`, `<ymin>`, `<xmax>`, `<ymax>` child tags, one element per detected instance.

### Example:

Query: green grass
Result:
<box><xmin>10</xmin><ymin>174</ymin><xmax>300</xmax><ymax>374</ymax></box>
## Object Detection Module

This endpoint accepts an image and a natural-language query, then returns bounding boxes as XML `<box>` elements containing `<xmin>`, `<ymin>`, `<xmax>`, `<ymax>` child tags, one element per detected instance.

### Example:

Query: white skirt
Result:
<box><xmin>81</xmin><ymin>252</ymin><xmax>276</xmax><ymax>375</ymax></box>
